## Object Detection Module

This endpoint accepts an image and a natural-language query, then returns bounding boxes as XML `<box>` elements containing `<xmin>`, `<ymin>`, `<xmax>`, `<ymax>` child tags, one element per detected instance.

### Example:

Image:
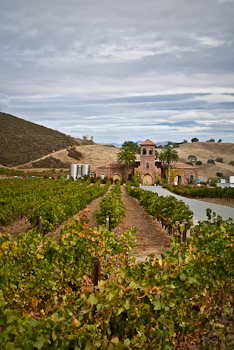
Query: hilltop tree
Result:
<box><xmin>159</xmin><ymin>146</ymin><xmax>179</xmax><ymax>183</ymax></box>
<box><xmin>191</xmin><ymin>138</ymin><xmax>199</xmax><ymax>142</ymax></box>
<box><xmin>122</xmin><ymin>141</ymin><xmax>140</xmax><ymax>154</ymax></box>
<box><xmin>117</xmin><ymin>147</ymin><xmax>136</xmax><ymax>183</ymax></box>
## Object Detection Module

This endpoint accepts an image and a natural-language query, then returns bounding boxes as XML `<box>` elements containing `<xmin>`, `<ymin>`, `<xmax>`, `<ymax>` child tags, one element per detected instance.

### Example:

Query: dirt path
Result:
<box><xmin>112</xmin><ymin>186</ymin><xmax>171</xmax><ymax>262</ymax></box>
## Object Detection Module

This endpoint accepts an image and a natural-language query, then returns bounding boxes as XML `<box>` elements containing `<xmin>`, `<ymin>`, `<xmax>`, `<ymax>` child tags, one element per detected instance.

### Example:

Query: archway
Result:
<box><xmin>174</xmin><ymin>175</ymin><xmax>181</xmax><ymax>185</ymax></box>
<box><xmin>113</xmin><ymin>174</ymin><xmax>121</xmax><ymax>181</ymax></box>
<box><xmin>143</xmin><ymin>174</ymin><xmax>153</xmax><ymax>185</ymax></box>
<box><xmin>190</xmin><ymin>175</ymin><xmax>194</xmax><ymax>183</ymax></box>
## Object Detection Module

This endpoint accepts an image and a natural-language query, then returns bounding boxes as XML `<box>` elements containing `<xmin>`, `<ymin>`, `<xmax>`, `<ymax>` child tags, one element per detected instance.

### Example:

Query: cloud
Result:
<box><xmin>0</xmin><ymin>0</ymin><xmax>234</xmax><ymax>143</ymax></box>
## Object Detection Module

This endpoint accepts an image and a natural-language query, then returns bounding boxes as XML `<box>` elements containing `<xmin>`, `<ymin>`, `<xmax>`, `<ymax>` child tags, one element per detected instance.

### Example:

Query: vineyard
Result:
<box><xmin>0</xmin><ymin>179</ymin><xmax>234</xmax><ymax>349</ymax></box>
<box><xmin>163</xmin><ymin>184</ymin><xmax>234</xmax><ymax>201</ymax></box>
<box><xmin>0</xmin><ymin>178</ymin><xmax>110</xmax><ymax>231</ymax></box>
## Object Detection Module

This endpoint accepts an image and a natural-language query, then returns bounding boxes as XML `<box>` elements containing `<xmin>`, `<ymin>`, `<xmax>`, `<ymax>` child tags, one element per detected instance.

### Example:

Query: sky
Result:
<box><xmin>0</xmin><ymin>0</ymin><xmax>234</xmax><ymax>145</ymax></box>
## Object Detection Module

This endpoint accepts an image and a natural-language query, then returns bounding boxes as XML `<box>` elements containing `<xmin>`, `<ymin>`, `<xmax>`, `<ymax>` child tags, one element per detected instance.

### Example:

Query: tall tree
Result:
<box><xmin>159</xmin><ymin>146</ymin><xmax>179</xmax><ymax>183</ymax></box>
<box><xmin>122</xmin><ymin>141</ymin><xmax>140</xmax><ymax>154</ymax></box>
<box><xmin>117</xmin><ymin>146</ymin><xmax>136</xmax><ymax>183</ymax></box>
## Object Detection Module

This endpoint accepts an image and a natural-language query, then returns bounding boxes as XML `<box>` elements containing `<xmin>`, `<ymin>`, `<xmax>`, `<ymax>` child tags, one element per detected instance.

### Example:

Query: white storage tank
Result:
<box><xmin>230</xmin><ymin>176</ymin><xmax>234</xmax><ymax>188</ymax></box>
<box><xmin>70</xmin><ymin>164</ymin><xmax>78</xmax><ymax>179</ymax></box>
<box><xmin>77</xmin><ymin>164</ymin><xmax>82</xmax><ymax>177</ymax></box>
<box><xmin>82</xmin><ymin>164</ymin><xmax>90</xmax><ymax>176</ymax></box>
<box><xmin>83</xmin><ymin>135</ymin><xmax>93</xmax><ymax>141</ymax></box>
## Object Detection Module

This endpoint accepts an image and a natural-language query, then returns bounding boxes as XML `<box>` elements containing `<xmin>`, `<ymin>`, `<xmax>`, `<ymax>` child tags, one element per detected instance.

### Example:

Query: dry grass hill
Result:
<box><xmin>170</xmin><ymin>142</ymin><xmax>234</xmax><ymax>181</ymax></box>
<box><xmin>1</xmin><ymin>113</ymin><xmax>234</xmax><ymax>180</ymax></box>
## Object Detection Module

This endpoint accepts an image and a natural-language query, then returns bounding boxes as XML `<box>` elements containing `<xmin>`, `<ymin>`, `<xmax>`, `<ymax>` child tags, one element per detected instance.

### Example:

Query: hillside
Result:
<box><xmin>0</xmin><ymin>112</ymin><xmax>78</xmax><ymax>166</ymax></box>
<box><xmin>158</xmin><ymin>142</ymin><xmax>234</xmax><ymax>181</ymax></box>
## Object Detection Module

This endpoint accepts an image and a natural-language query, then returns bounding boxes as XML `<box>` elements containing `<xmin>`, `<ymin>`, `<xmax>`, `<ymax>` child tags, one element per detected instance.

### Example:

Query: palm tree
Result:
<box><xmin>159</xmin><ymin>146</ymin><xmax>179</xmax><ymax>183</ymax></box>
<box><xmin>117</xmin><ymin>146</ymin><xmax>136</xmax><ymax>183</ymax></box>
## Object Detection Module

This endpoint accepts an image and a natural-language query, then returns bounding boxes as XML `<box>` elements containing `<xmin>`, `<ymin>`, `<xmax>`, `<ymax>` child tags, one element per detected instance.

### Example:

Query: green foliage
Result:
<box><xmin>188</xmin><ymin>154</ymin><xmax>197</xmax><ymax>162</ymax></box>
<box><xmin>215</xmin><ymin>157</ymin><xmax>223</xmax><ymax>163</ymax></box>
<box><xmin>207</xmin><ymin>159</ymin><xmax>215</xmax><ymax>164</ymax></box>
<box><xmin>159</xmin><ymin>146</ymin><xmax>179</xmax><ymax>183</ymax></box>
<box><xmin>229</xmin><ymin>161</ymin><xmax>234</xmax><ymax>166</ymax></box>
<box><xmin>186</xmin><ymin>161</ymin><xmax>194</xmax><ymax>166</ymax></box>
<box><xmin>1</xmin><ymin>211</ymin><xmax>234</xmax><ymax>349</ymax></box>
<box><xmin>121</xmin><ymin>141</ymin><xmax>140</xmax><ymax>154</ymax></box>
<box><xmin>93</xmin><ymin>182</ymin><xmax>126</xmax><ymax>229</ymax></box>
<box><xmin>0</xmin><ymin>178</ymin><xmax>110</xmax><ymax>231</ymax></box>
<box><xmin>164</xmin><ymin>183</ymin><xmax>234</xmax><ymax>199</ymax></box>
<box><xmin>207</xmin><ymin>138</ymin><xmax>215</xmax><ymax>142</ymax></box>
<box><xmin>117</xmin><ymin>147</ymin><xmax>136</xmax><ymax>183</ymax></box>
<box><xmin>191</xmin><ymin>137</ymin><xmax>199</xmax><ymax>142</ymax></box>
<box><xmin>216</xmin><ymin>172</ymin><xmax>223</xmax><ymax>177</ymax></box>
<box><xmin>195</xmin><ymin>160</ymin><xmax>202</xmax><ymax>165</ymax></box>
<box><xmin>127</xmin><ymin>184</ymin><xmax>194</xmax><ymax>229</ymax></box>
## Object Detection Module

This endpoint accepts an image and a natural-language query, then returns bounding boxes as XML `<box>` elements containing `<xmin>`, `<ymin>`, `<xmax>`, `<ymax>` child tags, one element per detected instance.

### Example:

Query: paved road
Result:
<box><xmin>141</xmin><ymin>186</ymin><xmax>234</xmax><ymax>222</ymax></box>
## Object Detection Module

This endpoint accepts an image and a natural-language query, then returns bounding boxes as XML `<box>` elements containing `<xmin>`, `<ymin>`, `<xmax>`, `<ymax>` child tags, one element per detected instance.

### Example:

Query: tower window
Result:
<box><xmin>146</xmin><ymin>162</ymin><xmax>149</xmax><ymax>169</ymax></box>
<box><xmin>142</xmin><ymin>148</ymin><xmax>146</xmax><ymax>155</ymax></box>
<box><xmin>149</xmin><ymin>148</ymin><xmax>153</xmax><ymax>155</ymax></box>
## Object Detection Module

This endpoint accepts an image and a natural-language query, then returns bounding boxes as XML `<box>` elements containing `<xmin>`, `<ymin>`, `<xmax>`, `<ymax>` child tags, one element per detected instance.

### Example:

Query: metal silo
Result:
<box><xmin>82</xmin><ymin>164</ymin><xmax>90</xmax><ymax>176</ymax></box>
<box><xmin>70</xmin><ymin>164</ymin><xmax>78</xmax><ymax>179</ymax></box>
<box><xmin>77</xmin><ymin>163</ymin><xmax>82</xmax><ymax>177</ymax></box>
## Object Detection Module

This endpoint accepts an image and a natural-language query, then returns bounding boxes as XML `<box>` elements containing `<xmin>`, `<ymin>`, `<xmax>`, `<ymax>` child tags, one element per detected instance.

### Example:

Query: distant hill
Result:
<box><xmin>157</xmin><ymin>142</ymin><xmax>234</xmax><ymax>181</ymax></box>
<box><xmin>0</xmin><ymin>112</ymin><xmax>78</xmax><ymax>166</ymax></box>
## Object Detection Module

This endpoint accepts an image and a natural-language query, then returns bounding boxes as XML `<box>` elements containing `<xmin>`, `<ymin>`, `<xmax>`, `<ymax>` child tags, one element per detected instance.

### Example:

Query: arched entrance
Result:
<box><xmin>113</xmin><ymin>174</ymin><xmax>121</xmax><ymax>181</ymax></box>
<box><xmin>143</xmin><ymin>174</ymin><xmax>153</xmax><ymax>185</ymax></box>
<box><xmin>174</xmin><ymin>175</ymin><xmax>182</xmax><ymax>185</ymax></box>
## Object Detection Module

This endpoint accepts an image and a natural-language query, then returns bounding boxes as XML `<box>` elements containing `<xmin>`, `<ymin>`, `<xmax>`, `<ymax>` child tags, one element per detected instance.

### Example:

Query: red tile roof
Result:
<box><xmin>140</xmin><ymin>139</ymin><xmax>156</xmax><ymax>146</ymax></box>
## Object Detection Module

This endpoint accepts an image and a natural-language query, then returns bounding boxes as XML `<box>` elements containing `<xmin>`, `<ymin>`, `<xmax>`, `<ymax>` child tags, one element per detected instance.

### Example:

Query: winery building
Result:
<box><xmin>96</xmin><ymin>139</ymin><xmax>198</xmax><ymax>185</ymax></box>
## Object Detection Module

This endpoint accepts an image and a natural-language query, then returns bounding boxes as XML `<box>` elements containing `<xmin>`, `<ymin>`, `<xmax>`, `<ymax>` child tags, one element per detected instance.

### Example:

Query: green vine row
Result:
<box><xmin>0</xmin><ymin>178</ymin><xmax>110</xmax><ymax>232</ymax></box>
<box><xmin>0</xmin><ymin>212</ymin><xmax>234</xmax><ymax>349</ymax></box>
<box><xmin>163</xmin><ymin>184</ymin><xmax>234</xmax><ymax>200</ymax></box>
<box><xmin>92</xmin><ymin>181</ymin><xmax>126</xmax><ymax>229</ymax></box>
<box><xmin>127</xmin><ymin>184</ymin><xmax>194</xmax><ymax>230</ymax></box>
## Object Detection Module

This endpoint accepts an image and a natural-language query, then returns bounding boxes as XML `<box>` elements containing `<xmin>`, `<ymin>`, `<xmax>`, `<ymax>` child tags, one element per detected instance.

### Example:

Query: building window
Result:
<box><xmin>149</xmin><ymin>148</ymin><xmax>153</xmax><ymax>155</ymax></box>
<box><xmin>142</xmin><ymin>148</ymin><xmax>146</xmax><ymax>155</ymax></box>
<box><xmin>146</xmin><ymin>162</ymin><xmax>149</xmax><ymax>169</ymax></box>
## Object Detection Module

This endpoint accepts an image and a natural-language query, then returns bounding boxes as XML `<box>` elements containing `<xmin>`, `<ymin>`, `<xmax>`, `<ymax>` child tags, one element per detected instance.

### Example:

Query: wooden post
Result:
<box><xmin>39</xmin><ymin>215</ymin><xmax>43</xmax><ymax>230</ymax></box>
<box><xmin>182</xmin><ymin>221</ymin><xmax>187</xmax><ymax>242</ymax></box>
<box><xmin>217</xmin><ymin>220</ymin><xmax>221</xmax><ymax>227</ymax></box>
<box><xmin>94</xmin><ymin>260</ymin><xmax>101</xmax><ymax>287</ymax></box>
<box><xmin>106</xmin><ymin>215</ymin><xmax>110</xmax><ymax>231</ymax></box>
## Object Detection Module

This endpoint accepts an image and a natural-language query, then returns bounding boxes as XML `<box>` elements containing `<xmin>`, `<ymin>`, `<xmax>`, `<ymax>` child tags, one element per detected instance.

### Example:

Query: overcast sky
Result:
<box><xmin>0</xmin><ymin>0</ymin><xmax>234</xmax><ymax>144</ymax></box>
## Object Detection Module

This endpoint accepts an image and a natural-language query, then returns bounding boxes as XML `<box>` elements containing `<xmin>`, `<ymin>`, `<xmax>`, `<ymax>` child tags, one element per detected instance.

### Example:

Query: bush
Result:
<box><xmin>195</xmin><ymin>161</ymin><xmax>202</xmax><ymax>165</ymax></box>
<box><xmin>206</xmin><ymin>138</ymin><xmax>215</xmax><ymax>142</ymax></box>
<box><xmin>188</xmin><ymin>155</ymin><xmax>197</xmax><ymax>162</ymax></box>
<box><xmin>216</xmin><ymin>172</ymin><xmax>223</xmax><ymax>177</ymax></box>
<box><xmin>187</xmin><ymin>162</ymin><xmax>194</xmax><ymax>166</ymax></box>
<box><xmin>215</xmin><ymin>157</ymin><xmax>223</xmax><ymax>163</ymax></box>
<box><xmin>207</xmin><ymin>159</ymin><xmax>215</xmax><ymax>164</ymax></box>
<box><xmin>229</xmin><ymin>161</ymin><xmax>234</xmax><ymax>166</ymax></box>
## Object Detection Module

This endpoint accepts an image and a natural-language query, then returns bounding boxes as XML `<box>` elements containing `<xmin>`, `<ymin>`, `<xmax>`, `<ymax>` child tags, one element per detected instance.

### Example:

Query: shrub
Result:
<box><xmin>188</xmin><ymin>155</ymin><xmax>197</xmax><ymax>162</ymax></box>
<box><xmin>187</xmin><ymin>162</ymin><xmax>194</xmax><ymax>166</ymax></box>
<box><xmin>207</xmin><ymin>159</ymin><xmax>215</xmax><ymax>164</ymax></box>
<box><xmin>215</xmin><ymin>157</ymin><xmax>223</xmax><ymax>163</ymax></box>
<box><xmin>216</xmin><ymin>172</ymin><xmax>223</xmax><ymax>177</ymax></box>
<box><xmin>195</xmin><ymin>161</ymin><xmax>202</xmax><ymax>165</ymax></box>
<box><xmin>229</xmin><ymin>161</ymin><xmax>234</xmax><ymax>166</ymax></box>
<box><xmin>206</xmin><ymin>138</ymin><xmax>215</xmax><ymax>142</ymax></box>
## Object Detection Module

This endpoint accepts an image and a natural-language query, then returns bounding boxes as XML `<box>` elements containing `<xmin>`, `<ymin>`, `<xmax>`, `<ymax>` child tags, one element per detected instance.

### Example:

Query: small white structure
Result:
<box><xmin>230</xmin><ymin>176</ymin><xmax>234</xmax><ymax>188</ymax></box>
<box><xmin>83</xmin><ymin>135</ymin><xmax>93</xmax><ymax>141</ymax></box>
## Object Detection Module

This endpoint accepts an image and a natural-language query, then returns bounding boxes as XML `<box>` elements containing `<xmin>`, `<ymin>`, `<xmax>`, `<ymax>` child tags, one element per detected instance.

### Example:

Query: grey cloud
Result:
<box><xmin>0</xmin><ymin>0</ymin><xmax>234</xmax><ymax>143</ymax></box>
